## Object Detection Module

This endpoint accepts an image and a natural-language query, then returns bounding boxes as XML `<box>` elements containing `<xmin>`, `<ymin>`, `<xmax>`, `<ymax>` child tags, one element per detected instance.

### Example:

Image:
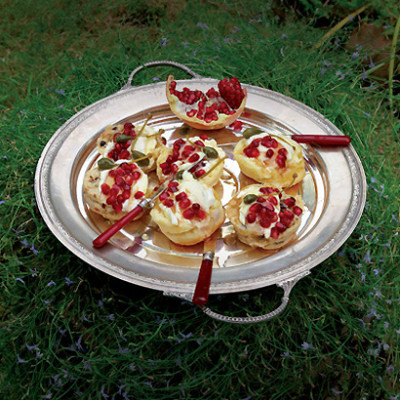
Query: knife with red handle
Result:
<box><xmin>192</xmin><ymin>232</ymin><xmax>218</xmax><ymax>306</ymax></box>
<box><xmin>92</xmin><ymin>155</ymin><xmax>206</xmax><ymax>248</ymax></box>
<box><xmin>291</xmin><ymin>135</ymin><xmax>351</xmax><ymax>146</ymax></box>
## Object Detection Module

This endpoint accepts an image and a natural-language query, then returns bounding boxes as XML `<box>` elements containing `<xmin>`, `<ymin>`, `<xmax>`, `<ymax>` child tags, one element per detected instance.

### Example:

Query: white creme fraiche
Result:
<box><xmin>159</xmin><ymin>171</ymin><xmax>216</xmax><ymax>226</ymax></box>
<box><xmin>245</xmin><ymin>132</ymin><xmax>300</xmax><ymax>162</ymax></box>
<box><xmin>238</xmin><ymin>186</ymin><xmax>280</xmax><ymax>238</ymax></box>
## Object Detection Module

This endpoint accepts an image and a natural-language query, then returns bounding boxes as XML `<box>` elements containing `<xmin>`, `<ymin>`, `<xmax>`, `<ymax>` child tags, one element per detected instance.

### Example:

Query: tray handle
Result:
<box><xmin>165</xmin><ymin>271</ymin><xmax>310</xmax><ymax>324</ymax></box>
<box><xmin>121</xmin><ymin>60</ymin><xmax>204</xmax><ymax>90</ymax></box>
<box><xmin>200</xmin><ymin>271</ymin><xmax>310</xmax><ymax>324</ymax></box>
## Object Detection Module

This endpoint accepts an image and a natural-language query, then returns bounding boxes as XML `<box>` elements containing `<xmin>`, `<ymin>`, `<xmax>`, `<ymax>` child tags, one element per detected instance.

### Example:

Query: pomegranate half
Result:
<box><xmin>166</xmin><ymin>75</ymin><xmax>247</xmax><ymax>130</ymax></box>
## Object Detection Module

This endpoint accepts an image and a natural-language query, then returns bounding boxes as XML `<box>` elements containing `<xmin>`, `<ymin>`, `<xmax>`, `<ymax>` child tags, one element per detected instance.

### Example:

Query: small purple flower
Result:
<box><xmin>281</xmin><ymin>351</ymin><xmax>290</xmax><ymax>357</ymax></box>
<box><xmin>363</xmin><ymin>250</ymin><xmax>371</xmax><ymax>263</ymax></box>
<box><xmin>65</xmin><ymin>277</ymin><xmax>74</xmax><ymax>285</ymax></box>
<box><xmin>301</xmin><ymin>342</ymin><xmax>315</xmax><ymax>350</ymax></box>
<box><xmin>26</xmin><ymin>343</ymin><xmax>37</xmax><ymax>351</ymax></box>
<box><xmin>364</xmin><ymin>112</ymin><xmax>371</xmax><ymax>117</ymax></box>
<box><xmin>100</xmin><ymin>386</ymin><xmax>109</xmax><ymax>399</ymax></box>
<box><xmin>0</xmin><ymin>200</ymin><xmax>5</xmax><ymax>205</ymax></box>
<box><xmin>83</xmin><ymin>360</ymin><xmax>91</xmax><ymax>370</ymax></box>
<box><xmin>47</xmin><ymin>281</ymin><xmax>56</xmax><ymax>287</ymax></box>
<box><xmin>392</xmin><ymin>214</ymin><xmax>399</xmax><ymax>223</ymax></box>
<box><xmin>331</xmin><ymin>388</ymin><xmax>342</xmax><ymax>396</ymax></box>
<box><xmin>15</xmin><ymin>277</ymin><xmax>25</xmax><ymax>284</ymax></box>
<box><xmin>196</xmin><ymin>22</ymin><xmax>208</xmax><ymax>30</ymax></box>
<box><xmin>105</xmin><ymin>314</ymin><xmax>115</xmax><ymax>321</ymax></box>
<box><xmin>320</xmin><ymin>68</ymin><xmax>326</xmax><ymax>76</ymax></box>
<box><xmin>20</xmin><ymin>239</ymin><xmax>29</xmax><ymax>247</ymax></box>
<box><xmin>118</xmin><ymin>346</ymin><xmax>130</xmax><ymax>354</ymax></box>
<box><xmin>369</xmin><ymin>58</ymin><xmax>375</xmax><ymax>69</ymax></box>
<box><xmin>56</xmin><ymin>89</ymin><xmax>65</xmax><ymax>95</ymax></box>
<box><xmin>160</xmin><ymin>37</ymin><xmax>168</xmax><ymax>47</ymax></box>
<box><xmin>59</xmin><ymin>104</ymin><xmax>64</xmax><ymax>109</ymax></box>
<box><xmin>361</xmin><ymin>271</ymin><xmax>366</xmax><ymax>281</ymax></box>
<box><xmin>281</xmin><ymin>33</ymin><xmax>288</xmax><ymax>38</ymax></box>
<box><xmin>352</xmin><ymin>51</ymin><xmax>359</xmax><ymax>60</ymax></box>
<box><xmin>280</xmin><ymin>48</ymin><xmax>284</xmax><ymax>57</ymax></box>
<box><xmin>17</xmin><ymin>354</ymin><xmax>27</xmax><ymax>363</ymax></box>
<box><xmin>152</xmin><ymin>77</ymin><xmax>160</xmax><ymax>82</ymax></box>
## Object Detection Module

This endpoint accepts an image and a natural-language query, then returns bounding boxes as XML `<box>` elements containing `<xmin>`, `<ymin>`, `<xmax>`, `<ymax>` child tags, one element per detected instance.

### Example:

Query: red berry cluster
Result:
<box><xmin>159</xmin><ymin>181</ymin><xmax>207</xmax><ymax>221</ymax></box>
<box><xmin>101</xmin><ymin>162</ymin><xmax>143</xmax><ymax>213</ymax></box>
<box><xmin>243</xmin><ymin>135</ymin><xmax>288</xmax><ymax>169</ymax></box>
<box><xmin>244</xmin><ymin>187</ymin><xmax>303</xmax><ymax>240</ymax></box>
<box><xmin>159</xmin><ymin>135</ymin><xmax>209</xmax><ymax>178</ymax></box>
<box><xmin>107</xmin><ymin>122</ymin><xmax>136</xmax><ymax>161</ymax></box>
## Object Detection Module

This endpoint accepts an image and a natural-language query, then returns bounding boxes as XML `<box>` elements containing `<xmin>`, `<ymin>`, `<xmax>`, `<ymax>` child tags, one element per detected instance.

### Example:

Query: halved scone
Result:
<box><xmin>156</xmin><ymin>135</ymin><xmax>226</xmax><ymax>188</ymax></box>
<box><xmin>150</xmin><ymin>172</ymin><xmax>225</xmax><ymax>245</ymax></box>
<box><xmin>233</xmin><ymin>131</ymin><xmax>305</xmax><ymax>188</ymax></box>
<box><xmin>226</xmin><ymin>184</ymin><xmax>304</xmax><ymax>250</ymax></box>
<box><xmin>83</xmin><ymin>160</ymin><xmax>148</xmax><ymax>221</ymax></box>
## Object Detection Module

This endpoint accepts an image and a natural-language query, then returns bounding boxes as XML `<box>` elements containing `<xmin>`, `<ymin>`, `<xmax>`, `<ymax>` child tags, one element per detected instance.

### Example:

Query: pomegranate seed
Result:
<box><xmin>194</xmin><ymin>140</ymin><xmax>205</xmax><ymax>147</ymax></box>
<box><xmin>106</xmin><ymin>195</ymin><xmax>117</xmax><ymax>205</ymax></box>
<box><xmin>171</xmin><ymin>163</ymin><xmax>179</xmax><ymax>173</ymax></box>
<box><xmin>278</xmin><ymin>148</ymin><xmax>288</xmax><ymax>156</ymax></box>
<box><xmin>196</xmin><ymin>209</ymin><xmax>207</xmax><ymax>220</ymax></box>
<box><xmin>110</xmin><ymin>187</ymin><xmax>119</xmax><ymax>196</ymax></box>
<box><xmin>113</xmin><ymin>203</ymin><xmax>123</xmax><ymax>213</ymax></box>
<box><xmin>124</xmin><ymin>122</ymin><xmax>134</xmax><ymax>133</ymax></box>
<box><xmin>159</xmin><ymin>192</ymin><xmax>169</xmax><ymax>201</ymax></box>
<box><xmin>257</xmin><ymin>197</ymin><xmax>266</xmax><ymax>203</ymax></box>
<box><xmin>188</xmin><ymin>153</ymin><xmax>200</xmax><ymax>163</ymax></box>
<box><xmin>168</xmin><ymin>185</ymin><xmax>178</xmax><ymax>193</ymax></box>
<box><xmin>293</xmin><ymin>206</ymin><xmax>303</xmax><ymax>216</ymax></box>
<box><xmin>283</xmin><ymin>197</ymin><xmax>296</xmax><ymax>207</ymax></box>
<box><xmin>175</xmin><ymin>192</ymin><xmax>187</xmax><ymax>201</ymax></box>
<box><xmin>260</xmin><ymin>219</ymin><xmax>271</xmax><ymax>228</ymax></box>
<box><xmin>182</xmin><ymin>150</ymin><xmax>192</xmax><ymax>158</ymax></box>
<box><xmin>122</xmin><ymin>190</ymin><xmax>130</xmax><ymax>200</ymax></box>
<box><xmin>264</xmin><ymin>203</ymin><xmax>275</xmax><ymax>212</ymax></box>
<box><xmin>168</xmin><ymin>180</ymin><xmax>179</xmax><ymax>188</ymax></box>
<box><xmin>266</xmin><ymin>149</ymin><xmax>274</xmax><ymax>158</ymax></box>
<box><xmin>119</xmin><ymin>150</ymin><xmax>130</xmax><ymax>159</ymax></box>
<box><xmin>134</xmin><ymin>191</ymin><xmax>144</xmax><ymax>199</ymax></box>
<box><xmin>268</xmin><ymin>196</ymin><xmax>278</xmax><ymax>206</ymax></box>
<box><xmin>108</xmin><ymin>169</ymin><xmax>116</xmax><ymax>177</ymax></box>
<box><xmin>276</xmin><ymin>155</ymin><xmax>286</xmax><ymax>168</ymax></box>
<box><xmin>116</xmin><ymin>168</ymin><xmax>125</xmax><ymax>176</ymax></box>
<box><xmin>270</xmin><ymin>227</ymin><xmax>279</xmax><ymax>239</ymax></box>
<box><xmin>186</xmin><ymin>109</ymin><xmax>196</xmax><ymax>117</ymax></box>
<box><xmin>194</xmin><ymin>169</ymin><xmax>206</xmax><ymax>178</ymax></box>
<box><xmin>125</xmin><ymin>175</ymin><xmax>134</xmax><ymax>186</ymax></box>
<box><xmin>163</xmin><ymin>199</ymin><xmax>174</xmax><ymax>208</ymax></box>
<box><xmin>183</xmin><ymin>208</ymin><xmax>195</xmax><ymax>219</ymax></box>
<box><xmin>276</xmin><ymin>222</ymin><xmax>287</xmax><ymax>232</ymax></box>
<box><xmin>260</xmin><ymin>187</ymin><xmax>274</xmax><ymax>194</ymax></box>
<box><xmin>161</xmin><ymin>166</ymin><xmax>171</xmax><ymax>175</ymax></box>
<box><xmin>284</xmin><ymin>210</ymin><xmax>294</xmax><ymax>219</ymax></box>
<box><xmin>200</xmin><ymin>134</ymin><xmax>209</xmax><ymax>141</ymax></box>
<box><xmin>246</xmin><ymin>213</ymin><xmax>256</xmax><ymax>223</ymax></box>
<box><xmin>229</xmin><ymin>120</ymin><xmax>243</xmax><ymax>131</ymax></box>
<box><xmin>132</xmin><ymin>171</ymin><xmax>141</xmax><ymax>180</ymax></box>
<box><xmin>271</xmin><ymin>139</ymin><xmax>278</xmax><ymax>148</ymax></box>
<box><xmin>166</xmin><ymin>155</ymin><xmax>174</xmax><ymax>164</ymax></box>
<box><xmin>117</xmin><ymin>194</ymin><xmax>124</xmax><ymax>203</ymax></box>
<box><xmin>178</xmin><ymin>198</ymin><xmax>191</xmax><ymax>209</ymax></box>
<box><xmin>192</xmin><ymin>203</ymin><xmax>200</xmax><ymax>211</ymax></box>
<box><xmin>115</xmin><ymin>176</ymin><xmax>125</xmax><ymax>187</ymax></box>
<box><xmin>101</xmin><ymin>183</ymin><xmax>110</xmax><ymax>195</ymax></box>
<box><xmin>249</xmin><ymin>203</ymin><xmax>261</xmax><ymax>213</ymax></box>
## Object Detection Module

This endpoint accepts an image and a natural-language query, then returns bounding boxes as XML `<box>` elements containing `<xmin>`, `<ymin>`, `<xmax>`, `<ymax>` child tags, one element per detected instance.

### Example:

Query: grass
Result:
<box><xmin>0</xmin><ymin>0</ymin><xmax>399</xmax><ymax>399</ymax></box>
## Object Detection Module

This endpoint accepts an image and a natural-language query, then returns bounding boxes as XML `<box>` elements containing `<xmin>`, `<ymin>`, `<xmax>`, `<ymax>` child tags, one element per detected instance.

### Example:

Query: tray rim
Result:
<box><xmin>34</xmin><ymin>78</ymin><xmax>367</xmax><ymax>295</ymax></box>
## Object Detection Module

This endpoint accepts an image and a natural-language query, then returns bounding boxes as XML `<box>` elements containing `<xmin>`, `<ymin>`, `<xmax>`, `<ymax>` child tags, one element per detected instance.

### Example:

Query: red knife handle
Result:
<box><xmin>192</xmin><ymin>253</ymin><xmax>214</xmax><ymax>306</ymax></box>
<box><xmin>291</xmin><ymin>135</ymin><xmax>351</xmax><ymax>146</ymax></box>
<box><xmin>92</xmin><ymin>205</ymin><xmax>144</xmax><ymax>248</ymax></box>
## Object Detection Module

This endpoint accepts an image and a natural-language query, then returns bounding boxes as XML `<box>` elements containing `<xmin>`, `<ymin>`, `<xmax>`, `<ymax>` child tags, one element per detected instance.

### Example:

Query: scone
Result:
<box><xmin>83</xmin><ymin>160</ymin><xmax>148</xmax><ymax>221</ymax></box>
<box><xmin>233</xmin><ymin>130</ymin><xmax>305</xmax><ymax>187</ymax></box>
<box><xmin>150</xmin><ymin>172</ymin><xmax>225</xmax><ymax>246</ymax></box>
<box><xmin>96</xmin><ymin>121</ymin><xmax>165</xmax><ymax>172</ymax></box>
<box><xmin>226</xmin><ymin>184</ymin><xmax>304</xmax><ymax>250</ymax></box>
<box><xmin>156</xmin><ymin>135</ymin><xmax>226</xmax><ymax>187</ymax></box>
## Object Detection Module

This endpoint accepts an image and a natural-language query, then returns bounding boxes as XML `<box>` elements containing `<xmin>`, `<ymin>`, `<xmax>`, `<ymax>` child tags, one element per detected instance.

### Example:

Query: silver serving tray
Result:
<box><xmin>35</xmin><ymin>62</ymin><xmax>366</xmax><ymax>322</ymax></box>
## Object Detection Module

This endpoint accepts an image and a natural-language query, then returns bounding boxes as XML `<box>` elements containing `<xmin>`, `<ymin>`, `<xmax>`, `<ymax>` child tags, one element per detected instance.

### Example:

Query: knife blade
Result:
<box><xmin>192</xmin><ymin>231</ymin><xmax>219</xmax><ymax>306</ymax></box>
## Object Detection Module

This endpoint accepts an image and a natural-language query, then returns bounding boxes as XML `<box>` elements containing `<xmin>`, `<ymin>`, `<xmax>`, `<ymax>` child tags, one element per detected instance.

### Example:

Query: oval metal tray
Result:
<box><xmin>35</xmin><ymin>72</ymin><xmax>366</xmax><ymax>298</ymax></box>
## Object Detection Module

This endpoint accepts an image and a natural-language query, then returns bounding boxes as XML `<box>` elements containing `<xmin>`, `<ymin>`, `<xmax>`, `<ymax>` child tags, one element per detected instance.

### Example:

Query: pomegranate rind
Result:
<box><xmin>166</xmin><ymin>75</ymin><xmax>247</xmax><ymax>130</ymax></box>
<box><xmin>226</xmin><ymin>184</ymin><xmax>304</xmax><ymax>250</ymax></box>
<box><xmin>150</xmin><ymin>185</ymin><xmax>225</xmax><ymax>246</ymax></box>
<box><xmin>233</xmin><ymin>133</ymin><xmax>305</xmax><ymax>188</ymax></box>
<box><xmin>83</xmin><ymin>164</ymin><xmax>149</xmax><ymax>221</ymax></box>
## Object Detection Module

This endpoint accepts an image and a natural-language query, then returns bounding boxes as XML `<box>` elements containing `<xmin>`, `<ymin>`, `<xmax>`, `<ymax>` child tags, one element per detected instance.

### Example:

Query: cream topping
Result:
<box><xmin>238</xmin><ymin>187</ymin><xmax>280</xmax><ymax>238</ymax></box>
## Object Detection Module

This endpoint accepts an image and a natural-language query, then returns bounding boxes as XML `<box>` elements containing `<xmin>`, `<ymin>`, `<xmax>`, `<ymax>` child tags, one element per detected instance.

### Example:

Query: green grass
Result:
<box><xmin>1</xmin><ymin>1</ymin><xmax>399</xmax><ymax>399</ymax></box>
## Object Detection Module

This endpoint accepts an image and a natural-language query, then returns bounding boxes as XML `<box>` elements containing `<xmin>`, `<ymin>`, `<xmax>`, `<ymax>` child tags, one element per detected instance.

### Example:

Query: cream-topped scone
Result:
<box><xmin>226</xmin><ymin>184</ymin><xmax>304</xmax><ymax>250</ymax></box>
<box><xmin>83</xmin><ymin>159</ymin><xmax>148</xmax><ymax>221</ymax></box>
<box><xmin>150</xmin><ymin>172</ymin><xmax>225</xmax><ymax>245</ymax></box>
<box><xmin>96</xmin><ymin>121</ymin><xmax>165</xmax><ymax>172</ymax></box>
<box><xmin>233</xmin><ymin>130</ymin><xmax>305</xmax><ymax>187</ymax></box>
<box><xmin>156</xmin><ymin>134</ymin><xmax>226</xmax><ymax>188</ymax></box>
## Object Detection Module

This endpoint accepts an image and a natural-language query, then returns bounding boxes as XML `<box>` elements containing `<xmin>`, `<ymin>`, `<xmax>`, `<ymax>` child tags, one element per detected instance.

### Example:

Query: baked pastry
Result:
<box><xmin>96</xmin><ymin>121</ymin><xmax>164</xmax><ymax>172</ymax></box>
<box><xmin>233</xmin><ymin>130</ymin><xmax>305</xmax><ymax>187</ymax></box>
<box><xmin>226</xmin><ymin>184</ymin><xmax>304</xmax><ymax>250</ymax></box>
<box><xmin>150</xmin><ymin>172</ymin><xmax>225</xmax><ymax>245</ymax></box>
<box><xmin>156</xmin><ymin>134</ymin><xmax>226</xmax><ymax>187</ymax></box>
<box><xmin>83</xmin><ymin>160</ymin><xmax>148</xmax><ymax>221</ymax></box>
